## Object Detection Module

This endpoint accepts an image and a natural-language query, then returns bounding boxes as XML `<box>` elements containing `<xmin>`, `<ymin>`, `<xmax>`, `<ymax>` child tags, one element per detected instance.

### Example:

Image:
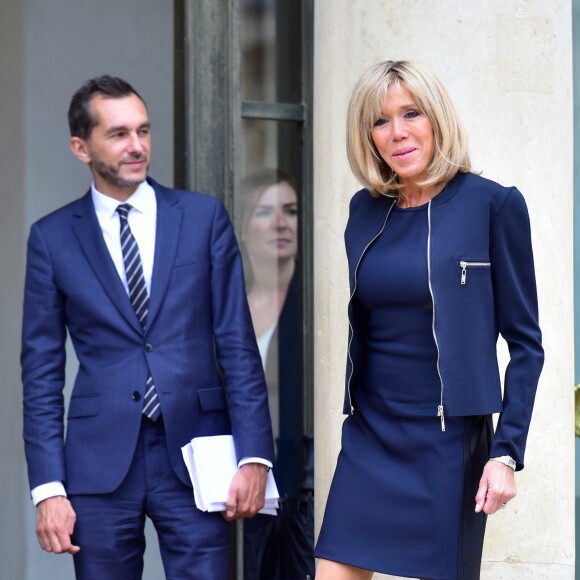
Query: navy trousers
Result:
<box><xmin>69</xmin><ymin>417</ymin><xmax>230</xmax><ymax>580</ymax></box>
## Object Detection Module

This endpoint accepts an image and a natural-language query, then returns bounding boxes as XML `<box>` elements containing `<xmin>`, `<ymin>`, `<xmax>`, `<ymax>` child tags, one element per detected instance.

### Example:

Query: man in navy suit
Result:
<box><xmin>22</xmin><ymin>75</ymin><xmax>274</xmax><ymax>579</ymax></box>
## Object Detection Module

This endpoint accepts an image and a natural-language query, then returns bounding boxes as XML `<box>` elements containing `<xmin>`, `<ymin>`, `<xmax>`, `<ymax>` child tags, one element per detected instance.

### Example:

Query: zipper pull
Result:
<box><xmin>437</xmin><ymin>405</ymin><xmax>446</xmax><ymax>432</ymax></box>
<box><xmin>460</xmin><ymin>261</ymin><xmax>467</xmax><ymax>285</ymax></box>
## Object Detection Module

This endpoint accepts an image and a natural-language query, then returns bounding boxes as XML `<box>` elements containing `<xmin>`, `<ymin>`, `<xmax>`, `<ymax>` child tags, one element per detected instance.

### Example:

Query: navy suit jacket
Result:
<box><xmin>343</xmin><ymin>172</ymin><xmax>543</xmax><ymax>468</ymax></box>
<box><xmin>22</xmin><ymin>178</ymin><xmax>274</xmax><ymax>495</ymax></box>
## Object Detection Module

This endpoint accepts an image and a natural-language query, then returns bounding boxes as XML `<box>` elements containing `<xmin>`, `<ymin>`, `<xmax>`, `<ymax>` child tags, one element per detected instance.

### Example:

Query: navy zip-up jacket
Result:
<box><xmin>344</xmin><ymin>171</ymin><xmax>544</xmax><ymax>470</ymax></box>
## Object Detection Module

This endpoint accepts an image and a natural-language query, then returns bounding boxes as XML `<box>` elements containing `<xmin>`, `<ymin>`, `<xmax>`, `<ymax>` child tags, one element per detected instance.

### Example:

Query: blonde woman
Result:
<box><xmin>315</xmin><ymin>61</ymin><xmax>543</xmax><ymax>580</ymax></box>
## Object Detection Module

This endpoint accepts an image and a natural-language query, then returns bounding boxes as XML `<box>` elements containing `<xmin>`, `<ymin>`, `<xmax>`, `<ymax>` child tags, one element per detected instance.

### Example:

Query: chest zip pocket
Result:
<box><xmin>459</xmin><ymin>260</ymin><xmax>491</xmax><ymax>285</ymax></box>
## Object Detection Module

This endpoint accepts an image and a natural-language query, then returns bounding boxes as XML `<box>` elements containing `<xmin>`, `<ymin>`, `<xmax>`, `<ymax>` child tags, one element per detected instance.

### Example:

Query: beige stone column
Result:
<box><xmin>313</xmin><ymin>2</ymin><xmax>574</xmax><ymax>578</ymax></box>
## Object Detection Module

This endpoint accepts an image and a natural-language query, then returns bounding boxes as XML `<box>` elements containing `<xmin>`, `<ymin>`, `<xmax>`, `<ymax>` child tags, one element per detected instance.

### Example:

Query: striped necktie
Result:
<box><xmin>116</xmin><ymin>203</ymin><xmax>161</xmax><ymax>421</ymax></box>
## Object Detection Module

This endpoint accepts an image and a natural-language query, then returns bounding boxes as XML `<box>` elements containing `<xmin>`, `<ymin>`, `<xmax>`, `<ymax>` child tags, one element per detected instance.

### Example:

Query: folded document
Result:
<box><xmin>181</xmin><ymin>434</ymin><xmax>279</xmax><ymax>516</ymax></box>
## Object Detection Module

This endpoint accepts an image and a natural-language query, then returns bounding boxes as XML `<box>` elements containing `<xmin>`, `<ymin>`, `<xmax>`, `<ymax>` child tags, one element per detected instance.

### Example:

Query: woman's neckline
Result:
<box><xmin>393</xmin><ymin>201</ymin><xmax>430</xmax><ymax>212</ymax></box>
<box><xmin>396</xmin><ymin>181</ymin><xmax>447</xmax><ymax>210</ymax></box>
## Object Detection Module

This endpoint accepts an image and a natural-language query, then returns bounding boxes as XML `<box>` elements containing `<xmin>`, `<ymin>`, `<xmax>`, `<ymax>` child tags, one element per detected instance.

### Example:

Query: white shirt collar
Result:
<box><xmin>91</xmin><ymin>180</ymin><xmax>156</xmax><ymax>223</ymax></box>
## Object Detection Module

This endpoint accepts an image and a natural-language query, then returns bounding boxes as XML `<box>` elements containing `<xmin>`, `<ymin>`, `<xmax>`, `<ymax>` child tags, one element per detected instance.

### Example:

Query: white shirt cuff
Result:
<box><xmin>238</xmin><ymin>457</ymin><xmax>273</xmax><ymax>469</ymax></box>
<box><xmin>31</xmin><ymin>481</ymin><xmax>67</xmax><ymax>506</ymax></box>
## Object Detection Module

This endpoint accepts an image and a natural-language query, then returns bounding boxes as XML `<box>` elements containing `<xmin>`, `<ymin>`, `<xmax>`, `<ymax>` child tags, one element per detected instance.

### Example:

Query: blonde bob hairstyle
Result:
<box><xmin>346</xmin><ymin>60</ymin><xmax>471</xmax><ymax>198</ymax></box>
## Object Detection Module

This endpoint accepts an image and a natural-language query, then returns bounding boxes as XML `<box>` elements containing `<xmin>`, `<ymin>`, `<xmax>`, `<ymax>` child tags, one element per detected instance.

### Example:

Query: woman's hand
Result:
<box><xmin>474</xmin><ymin>460</ymin><xmax>516</xmax><ymax>515</ymax></box>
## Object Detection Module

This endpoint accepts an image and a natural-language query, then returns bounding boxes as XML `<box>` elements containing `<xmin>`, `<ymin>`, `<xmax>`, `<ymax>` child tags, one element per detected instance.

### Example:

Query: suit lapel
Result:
<box><xmin>147</xmin><ymin>181</ymin><xmax>183</xmax><ymax>330</ymax></box>
<box><xmin>72</xmin><ymin>191</ymin><xmax>142</xmax><ymax>334</ymax></box>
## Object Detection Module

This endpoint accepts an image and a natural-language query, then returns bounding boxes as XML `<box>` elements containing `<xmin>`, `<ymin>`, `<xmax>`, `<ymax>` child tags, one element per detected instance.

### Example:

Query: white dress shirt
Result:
<box><xmin>31</xmin><ymin>181</ymin><xmax>270</xmax><ymax>506</ymax></box>
<box><xmin>92</xmin><ymin>180</ymin><xmax>157</xmax><ymax>296</ymax></box>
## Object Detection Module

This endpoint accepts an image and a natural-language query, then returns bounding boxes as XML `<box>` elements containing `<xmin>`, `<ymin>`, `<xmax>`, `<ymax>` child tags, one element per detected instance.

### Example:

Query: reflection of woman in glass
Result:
<box><xmin>240</xmin><ymin>169</ymin><xmax>314</xmax><ymax>579</ymax></box>
<box><xmin>240</xmin><ymin>169</ymin><xmax>298</xmax><ymax>439</ymax></box>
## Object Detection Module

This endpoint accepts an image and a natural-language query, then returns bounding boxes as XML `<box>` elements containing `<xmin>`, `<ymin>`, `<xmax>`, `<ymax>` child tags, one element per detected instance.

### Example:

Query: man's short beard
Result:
<box><xmin>92</xmin><ymin>158</ymin><xmax>147</xmax><ymax>189</ymax></box>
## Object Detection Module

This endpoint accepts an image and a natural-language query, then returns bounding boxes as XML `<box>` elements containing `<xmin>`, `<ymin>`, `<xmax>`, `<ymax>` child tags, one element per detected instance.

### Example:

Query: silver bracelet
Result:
<box><xmin>489</xmin><ymin>455</ymin><xmax>516</xmax><ymax>470</ymax></box>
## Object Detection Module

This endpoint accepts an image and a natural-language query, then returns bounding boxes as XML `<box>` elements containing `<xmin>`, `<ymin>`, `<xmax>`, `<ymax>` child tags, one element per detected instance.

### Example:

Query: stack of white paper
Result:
<box><xmin>181</xmin><ymin>434</ymin><xmax>279</xmax><ymax>516</ymax></box>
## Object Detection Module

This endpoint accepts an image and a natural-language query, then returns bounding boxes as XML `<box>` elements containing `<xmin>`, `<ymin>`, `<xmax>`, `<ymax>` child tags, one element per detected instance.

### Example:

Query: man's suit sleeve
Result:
<box><xmin>208</xmin><ymin>201</ymin><xmax>275</xmax><ymax>464</ymax></box>
<box><xmin>22</xmin><ymin>222</ymin><xmax>68</xmax><ymax>490</ymax></box>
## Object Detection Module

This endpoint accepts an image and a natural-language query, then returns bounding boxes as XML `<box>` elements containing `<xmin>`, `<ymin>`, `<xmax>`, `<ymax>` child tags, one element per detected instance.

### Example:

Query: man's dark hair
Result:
<box><xmin>67</xmin><ymin>75</ymin><xmax>146</xmax><ymax>140</ymax></box>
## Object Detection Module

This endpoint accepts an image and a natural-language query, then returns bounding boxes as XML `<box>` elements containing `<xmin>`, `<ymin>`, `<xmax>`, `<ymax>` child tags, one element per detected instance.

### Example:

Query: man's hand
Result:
<box><xmin>36</xmin><ymin>496</ymin><xmax>80</xmax><ymax>554</ymax></box>
<box><xmin>474</xmin><ymin>460</ymin><xmax>516</xmax><ymax>515</ymax></box>
<box><xmin>222</xmin><ymin>463</ymin><xmax>269</xmax><ymax>521</ymax></box>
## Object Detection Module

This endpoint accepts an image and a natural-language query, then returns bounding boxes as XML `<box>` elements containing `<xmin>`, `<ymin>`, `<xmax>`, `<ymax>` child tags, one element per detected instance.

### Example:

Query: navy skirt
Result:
<box><xmin>315</xmin><ymin>396</ymin><xmax>492</xmax><ymax>580</ymax></box>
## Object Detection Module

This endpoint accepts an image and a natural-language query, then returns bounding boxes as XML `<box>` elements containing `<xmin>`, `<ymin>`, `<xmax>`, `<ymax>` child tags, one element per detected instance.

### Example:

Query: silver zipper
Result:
<box><xmin>346</xmin><ymin>199</ymin><xmax>396</xmax><ymax>414</ymax></box>
<box><xmin>427</xmin><ymin>201</ymin><xmax>446</xmax><ymax>432</ymax></box>
<box><xmin>459</xmin><ymin>260</ymin><xmax>491</xmax><ymax>285</ymax></box>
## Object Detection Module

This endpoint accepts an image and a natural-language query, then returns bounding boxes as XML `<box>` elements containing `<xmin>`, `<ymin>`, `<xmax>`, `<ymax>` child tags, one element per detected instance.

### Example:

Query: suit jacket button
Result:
<box><xmin>132</xmin><ymin>391</ymin><xmax>141</xmax><ymax>401</ymax></box>
<box><xmin>144</xmin><ymin>343</ymin><xmax>153</xmax><ymax>352</ymax></box>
